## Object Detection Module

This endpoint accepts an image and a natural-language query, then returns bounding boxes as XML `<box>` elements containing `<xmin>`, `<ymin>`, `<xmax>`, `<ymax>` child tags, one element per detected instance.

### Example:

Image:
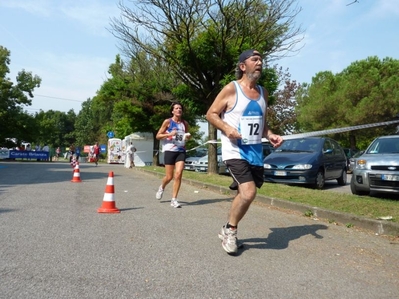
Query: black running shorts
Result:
<box><xmin>225</xmin><ymin>159</ymin><xmax>264</xmax><ymax>189</ymax></box>
<box><xmin>164</xmin><ymin>151</ymin><xmax>186</xmax><ymax>165</ymax></box>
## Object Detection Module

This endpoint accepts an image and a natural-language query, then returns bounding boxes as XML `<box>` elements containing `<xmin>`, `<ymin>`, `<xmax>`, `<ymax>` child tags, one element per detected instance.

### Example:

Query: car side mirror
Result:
<box><xmin>323</xmin><ymin>149</ymin><xmax>333</xmax><ymax>154</ymax></box>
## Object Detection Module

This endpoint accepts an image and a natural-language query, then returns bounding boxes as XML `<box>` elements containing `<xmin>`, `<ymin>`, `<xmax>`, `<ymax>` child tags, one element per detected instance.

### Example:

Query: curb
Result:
<box><xmin>137</xmin><ymin>168</ymin><xmax>399</xmax><ymax>236</ymax></box>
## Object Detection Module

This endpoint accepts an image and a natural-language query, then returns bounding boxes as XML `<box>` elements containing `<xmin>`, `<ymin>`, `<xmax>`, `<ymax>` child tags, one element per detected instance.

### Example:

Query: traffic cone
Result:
<box><xmin>97</xmin><ymin>171</ymin><xmax>120</xmax><ymax>213</ymax></box>
<box><xmin>71</xmin><ymin>163</ymin><xmax>82</xmax><ymax>183</ymax></box>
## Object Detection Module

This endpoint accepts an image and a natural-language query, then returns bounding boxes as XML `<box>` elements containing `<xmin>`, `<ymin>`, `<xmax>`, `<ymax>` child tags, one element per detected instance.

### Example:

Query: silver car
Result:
<box><xmin>184</xmin><ymin>156</ymin><xmax>202</xmax><ymax>171</ymax></box>
<box><xmin>184</xmin><ymin>149</ymin><xmax>207</xmax><ymax>171</ymax></box>
<box><xmin>194</xmin><ymin>148</ymin><xmax>228</xmax><ymax>174</ymax></box>
<box><xmin>348</xmin><ymin>151</ymin><xmax>364</xmax><ymax>173</ymax></box>
<box><xmin>351</xmin><ymin>135</ymin><xmax>399</xmax><ymax>195</ymax></box>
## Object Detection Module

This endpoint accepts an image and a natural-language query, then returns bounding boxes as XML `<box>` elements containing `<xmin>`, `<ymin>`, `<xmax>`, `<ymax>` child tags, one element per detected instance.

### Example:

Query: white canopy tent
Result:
<box><xmin>123</xmin><ymin>132</ymin><xmax>154</xmax><ymax>167</ymax></box>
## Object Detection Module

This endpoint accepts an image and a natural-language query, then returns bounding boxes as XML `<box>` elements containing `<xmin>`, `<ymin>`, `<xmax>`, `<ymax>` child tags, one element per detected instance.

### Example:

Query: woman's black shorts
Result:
<box><xmin>164</xmin><ymin>151</ymin><xmax>186</xmax><ymax>165</ymax></box>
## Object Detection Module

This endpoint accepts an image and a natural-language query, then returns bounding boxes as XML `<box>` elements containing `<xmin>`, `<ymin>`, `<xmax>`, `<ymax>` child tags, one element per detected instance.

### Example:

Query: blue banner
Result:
<box><xmin>9</xmin><ymin>150</ymin><xmax>49</xmax><ymax>160</ymax></box>
<box><xmin>0</xmin><ymin>149</ymin><xmax>9</xmax><ymax>159</ymax></box>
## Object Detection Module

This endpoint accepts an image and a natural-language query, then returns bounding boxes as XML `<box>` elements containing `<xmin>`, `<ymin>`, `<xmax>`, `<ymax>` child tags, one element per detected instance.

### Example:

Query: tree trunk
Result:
<box><xmin>207</xmin><ymin>122</ymin><xmax>218</xmax><ymax>174</ymax></box>
<box><xmin>349</xmin><ymin>134</ymin><xmax>357</xmax><ymax>150</ymax></box>
<box><xmin>153</xmin><ymin>131</ymin><xmax>161</xmax><ymax>166</ymax></box>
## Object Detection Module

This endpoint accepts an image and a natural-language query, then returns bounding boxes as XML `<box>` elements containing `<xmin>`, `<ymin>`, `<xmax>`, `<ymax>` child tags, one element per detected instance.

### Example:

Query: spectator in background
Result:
<box><xmin>75</xmin><ymin>146</ymin><xmax>81</xmax><ymax>162</ymax></box>
<box><xmin>93</xmin><ymin>142</ymin><xmax>100</xmax><ymax>166</ymax></box>
<box><xmin>69</xmin><ymin>144</ymin><xmax>75</xmax><ymax>162</ymax></box>
<box><xmin>125</xmin><ymin>142</ymin><xmax>137</xmax><ymax>169</ymax></box>
<box><xmin>89</xmin><ymin>145</ymin><xmax>94</xmax><ymax>162</ymax></box>
<box><xmin>35</xmin><ymin>144</ymin><xmax>41</xmax><ymax>161</ymax></box>
<box><xmin>42</xmin><ymin>144</ymin><xmax>50</xmax><ymax>161</ymax></box>
<box><xmin>25</xmin><ymin>144</ymin><xmax>31</xmax><ymax>160</ymax></box>
<box><xmin>55</xmin><ymin>147</ymin><xmax>61</xmax><ymax>161</ymax></box>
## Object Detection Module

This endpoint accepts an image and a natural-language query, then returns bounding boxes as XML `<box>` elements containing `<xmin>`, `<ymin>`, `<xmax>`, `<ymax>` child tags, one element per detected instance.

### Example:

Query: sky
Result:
<box><xmin>1</xmin><ymin>0</ymin><xmax>398</xmax><ymax>117</ymax></box>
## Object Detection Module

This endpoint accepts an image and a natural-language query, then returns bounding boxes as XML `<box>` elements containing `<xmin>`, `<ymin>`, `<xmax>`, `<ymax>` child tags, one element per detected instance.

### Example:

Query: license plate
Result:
<box><xmin>381</xmin><ymin>174</ymin><xmax>399</xmax><ymax>181</ymax></box>
<box><xmin>200</xmin><ymin>167</ymin><xmax>206</xmax><ymax>171</ymax></box>
<box><xmin>185</xmin><ymin>166</ymin><xmax>190</xmax><ymax>170</ymax></box>
<box><xmin>274</xmin><ymin>171</ymin><xmax>287</xmax><ymax>176</ymax></box>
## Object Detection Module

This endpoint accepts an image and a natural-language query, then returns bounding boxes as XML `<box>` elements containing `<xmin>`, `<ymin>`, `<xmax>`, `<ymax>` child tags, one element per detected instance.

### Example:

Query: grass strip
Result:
<box><xmin>145</xmin><ymin>166</ymin><xmax>399</xmax><ymax>223</ymax></box>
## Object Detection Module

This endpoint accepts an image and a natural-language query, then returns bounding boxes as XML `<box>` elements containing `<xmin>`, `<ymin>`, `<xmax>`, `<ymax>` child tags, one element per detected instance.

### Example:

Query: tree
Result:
<box><xmin>0</xmin><ymin>46</ymin><xmax>41</xmax><ymax>143</ymax></box>
<box><xmin>34</xmin><ymin>109</ymin><xmax>77</xmax><ymax>148</ymax></box>
<box><xmin>267</xmin><ymin>66</ymin><xmax>300</xmax><ymax>136</ymax></box>
<box><xmin>74</xmin><ymin>99</ymin><xmax>98</xmax><ymax>146</ymax></box>
<box><xmin>91</xmin><ymin>55</ymin><xmax>170</xmax><ymax>163</ymax></box>
<box><xmin>90</xmin><ymin>54</ymin><xmax>203</xmax><ymax>165</ymax></box>
<box><xmin>110</xmin><ymin>0</ymin><xmax>303</xmax><ymax>173</ymax></box>
<box><xmin>296</xmin><ymin>56</ymin><xmax>399</xmax><ymax>149</ymax></box>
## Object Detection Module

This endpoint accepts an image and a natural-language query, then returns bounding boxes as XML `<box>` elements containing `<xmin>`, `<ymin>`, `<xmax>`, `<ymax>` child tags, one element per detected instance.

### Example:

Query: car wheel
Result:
<box><xmin>350</xmin><ymin>176</ymin><xmax>369</xmax><ymax>196</ymax></box>
<box><xmin>337</xmin><ymin>169</ymin><xmax>347</xmax><ymax>185</ymax></box>
<box><xmin>313</xmin><ymin>169</ymin><xmax>325</xmax><ymax>190</ymax></box>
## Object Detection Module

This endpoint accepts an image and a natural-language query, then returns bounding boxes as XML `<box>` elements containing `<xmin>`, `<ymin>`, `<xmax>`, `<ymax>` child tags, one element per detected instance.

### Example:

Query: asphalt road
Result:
<box><xmin>323</xmin><ymin>174</ymin><xmax>352</xmax><ymax>194</ymax></box>
<box><xmin>1</xmin><ymin>162</ymin><xmax>398</xmax><ymax>299</ymax></box>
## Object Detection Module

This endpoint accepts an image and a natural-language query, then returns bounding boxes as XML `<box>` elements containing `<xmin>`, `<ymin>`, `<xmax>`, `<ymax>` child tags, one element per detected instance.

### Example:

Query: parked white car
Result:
<box><xmin>193</xmin><ymin>148</ymin><xmax>228</xmax><ymax>174</ymax></box>
<box><xmin>184</xmin><ymin>149</ymin><xmax>207</xmax><ymax>171</ymax></box>
<box><xmin>193</xmin><ymin>142</ymin><xmax>274</xmax><ymax>175</ymax></box>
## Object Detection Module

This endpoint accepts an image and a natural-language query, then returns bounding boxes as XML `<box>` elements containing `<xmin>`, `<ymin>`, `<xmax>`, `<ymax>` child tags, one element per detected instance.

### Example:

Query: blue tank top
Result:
<box><xmin>162</xmin><ymin>118</ymin><xmax>187</xmax><ymax>152</ymax></box>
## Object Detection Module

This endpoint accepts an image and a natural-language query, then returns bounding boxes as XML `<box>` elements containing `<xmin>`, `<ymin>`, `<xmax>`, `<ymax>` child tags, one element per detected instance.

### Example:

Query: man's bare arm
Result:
<box><xmin>206</xmin><ymin>83</ymin><xmax>241</xmax><ymax>139</ymax></box>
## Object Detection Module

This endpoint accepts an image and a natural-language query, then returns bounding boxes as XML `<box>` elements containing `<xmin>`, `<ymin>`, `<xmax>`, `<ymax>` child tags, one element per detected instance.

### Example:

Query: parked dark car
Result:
<box><xmin>262</xmin><ymin>141</ymin><xmax>275</xmax><ymax>158</ymax></box>
<box><xmin>263</xmin><ymin>137</ymin><xmax>347</xmax><ymax>189</ymax></box>
<box><xmin>351</xmin><ymin>135</ymin><xmax>399</xmax><ymax>196</ymax></box>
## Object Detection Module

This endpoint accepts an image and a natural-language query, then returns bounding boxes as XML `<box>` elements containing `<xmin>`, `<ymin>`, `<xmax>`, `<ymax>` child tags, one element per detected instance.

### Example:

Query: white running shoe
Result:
<box><xmin>218</xmin><ymin>225</ymin><xmax>238</xmax><ymax>254</ymax></box>
<box><xmin>156</xmin><ymin>186</ymin><xmax>164</xmax><ymax>200</ymax></box>
<box><xmin>170</xmin><ymin>199</ymin><xmax>181</xmax><ymax>208</ymax></box>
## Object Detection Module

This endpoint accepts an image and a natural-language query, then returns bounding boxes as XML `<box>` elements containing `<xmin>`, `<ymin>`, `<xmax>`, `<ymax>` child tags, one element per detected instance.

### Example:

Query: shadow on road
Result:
<box><xmin>119</xmin><ymin>207</ymin><xmax>144</xmax><ymax>212</ymax></box>
<box><xmin>236</xmin><ymin>224</ymin><xmax>328</xmax><ymax>256</ymax></box>
<box><xmin>0</xmin><ymin>208</ymin><xmax>18</xmax><ymax>215</ymax></box>
<box><xmin>182</xmin><ymin>197</ymin><xmax>234</xmax><ymax>206</ymax></box>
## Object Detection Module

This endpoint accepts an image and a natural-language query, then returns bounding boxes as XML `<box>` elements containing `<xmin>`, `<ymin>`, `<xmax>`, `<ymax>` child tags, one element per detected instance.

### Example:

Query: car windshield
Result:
<box><xmin>198</xmin><ymin>148</ymin><xmax>221</xmax><ymax>160</ymax></box>
<box><xmin>186</xmin><ymin>148</ymin><xmax>208</xmax><ymax>158</ymax></box>
<box><xmin>366</xmin><ymin>137</ymin><xmax>399</xmax><ymax>154</ymax></box>
<box><xmin>275</xmin><ymin>138</ymin><xmax>321</xmax><ymax>153</ymax></box>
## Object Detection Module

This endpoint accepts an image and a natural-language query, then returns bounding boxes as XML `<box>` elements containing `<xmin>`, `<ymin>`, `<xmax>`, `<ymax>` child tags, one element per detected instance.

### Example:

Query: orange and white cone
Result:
<box><xmin>71</xmin><ymin>163</ymin><xmax>82</xmax><ymax>183</ymax></box>
<box><xmin>97</xmin><ymin>171</ymin><xmax>120</xmax><ymax>213</ymax></box>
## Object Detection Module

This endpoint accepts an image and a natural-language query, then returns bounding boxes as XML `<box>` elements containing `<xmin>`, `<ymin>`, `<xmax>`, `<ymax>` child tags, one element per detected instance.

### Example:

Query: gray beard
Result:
<box><xmin>247</xmin><ymin>71</ymin><xmax>261</xmax><ymax>81</ymax></box>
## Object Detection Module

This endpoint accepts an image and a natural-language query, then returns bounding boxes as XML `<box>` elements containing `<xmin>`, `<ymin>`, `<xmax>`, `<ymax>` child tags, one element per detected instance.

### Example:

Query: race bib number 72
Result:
<box><xmin>240</xmin><ymin>116</ymin><xmax>262</xmax><ymax>145</ymax></box>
